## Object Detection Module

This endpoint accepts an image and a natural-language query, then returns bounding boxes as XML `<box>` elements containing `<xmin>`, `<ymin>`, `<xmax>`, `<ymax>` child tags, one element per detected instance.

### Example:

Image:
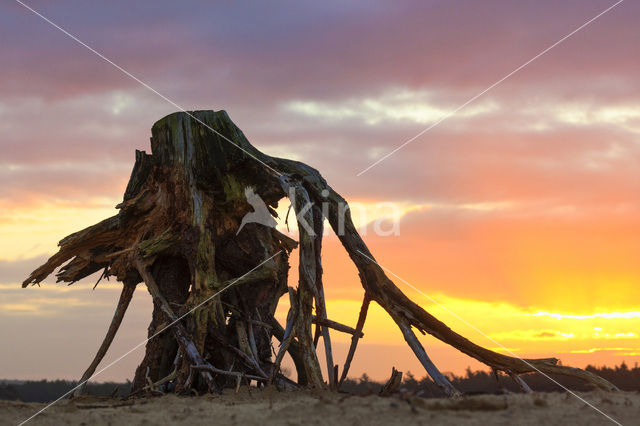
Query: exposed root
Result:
<box><xmin>339</xmin><ymin>295</ymin><xmax>370</xmax><ymax>387</ymax></box>
<box><xmin>72</xmin><ymin>282</ymin><xmax>136</xmax><ymax>397</ymax></box>
<box><xmin>311</xmin><ymin>205</ymin><xmax>336</xmax><ymax>389</ymax></box>
<box><xmin>271</xmin><ymin>288</ymin><xmax>298</xmax><ymax>383</ymax></box>
<box><xmin>190</xmin><ymin>365</ymin><xmax>265</xmax><ymax>392</ymax></box>
<box><xmin>508</xmin><ymin>372</ymin><xmax>533</xmax><ymax>393</ymax></box>
<box><xmin>397</xmin><ymin>320</ymin><xmax>460</xmax><ymax>397</ymax></box>
<box><xmin>270</xmin><ymin>316</ymin><xmax>308</xmax><ymax>385</ymax></box>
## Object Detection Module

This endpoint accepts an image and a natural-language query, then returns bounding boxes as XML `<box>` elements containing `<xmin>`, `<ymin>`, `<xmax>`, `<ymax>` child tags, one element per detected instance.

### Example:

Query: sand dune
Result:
<box><xmin>3</xmin><ymin>388</ymin><xmax>638</xmax><ymax>426</ymax></box>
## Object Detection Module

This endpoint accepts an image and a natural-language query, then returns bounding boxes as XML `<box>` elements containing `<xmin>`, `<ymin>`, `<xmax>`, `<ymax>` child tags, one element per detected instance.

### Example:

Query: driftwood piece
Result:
<box><xmin>379</xmin><ymin>367</ymin><xmax>403</xmax><ymax>397</ymax></box>
<box><xmin>22</xmin><ymin>110</ymin><xmax>617</xmax><ymax>396</ymax></box>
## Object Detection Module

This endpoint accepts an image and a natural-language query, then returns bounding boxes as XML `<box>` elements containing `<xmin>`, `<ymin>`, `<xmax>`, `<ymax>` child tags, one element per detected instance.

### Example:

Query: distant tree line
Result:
<box><xmin>342</xmin><ymin>362</ymin><xmax>640</xmax><ymax>397</ymax></box>
<box><xmin>0</xmin><ymin>380</ymin><xmax>130</xmax><ymax>402</ymax></box>
<box><xmin>2</xmin><ymin>363</ymin><xmax>638</xmax><ymax>402</ymax></box>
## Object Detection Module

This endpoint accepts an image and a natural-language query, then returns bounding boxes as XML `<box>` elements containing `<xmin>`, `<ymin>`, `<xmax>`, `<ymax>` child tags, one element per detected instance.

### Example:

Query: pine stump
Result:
<box><xmin>23</xmin><ymin>110</ymin><xmax>618</xmax><ymax>396</ymax></box>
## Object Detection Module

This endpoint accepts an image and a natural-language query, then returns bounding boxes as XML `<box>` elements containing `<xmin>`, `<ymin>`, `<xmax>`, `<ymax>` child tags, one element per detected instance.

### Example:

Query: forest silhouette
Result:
<box><xmin>2</xmin><ymin>363</ymin><xmax>637</xmax><ymax>403</ymax></box>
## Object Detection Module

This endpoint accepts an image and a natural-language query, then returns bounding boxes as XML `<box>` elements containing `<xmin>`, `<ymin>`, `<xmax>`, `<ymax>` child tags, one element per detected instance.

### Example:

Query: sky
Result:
<box><xmin>1</xmin><ymin>0</ymin><xmax>639</xmax><ymax>383</ymax></box>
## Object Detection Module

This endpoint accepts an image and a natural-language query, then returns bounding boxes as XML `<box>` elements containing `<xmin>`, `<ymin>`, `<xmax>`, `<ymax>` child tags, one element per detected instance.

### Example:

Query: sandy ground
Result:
<box><xmin>2</xmin><ymin>388</ymin><xmax>638</xmax><ymax>426</ymax></box>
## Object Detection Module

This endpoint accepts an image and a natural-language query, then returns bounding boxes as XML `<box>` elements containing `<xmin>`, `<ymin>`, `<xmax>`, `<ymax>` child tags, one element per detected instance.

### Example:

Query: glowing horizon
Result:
<box><xmin>1</xmin><ymin>0</ymin><xmax>639</xmax><ymax>382</ymax></box>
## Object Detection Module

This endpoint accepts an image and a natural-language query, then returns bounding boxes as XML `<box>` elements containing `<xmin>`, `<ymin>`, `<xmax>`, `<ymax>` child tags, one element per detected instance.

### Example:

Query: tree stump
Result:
<box><xmin>23</xmin><ymin>110</ymin><xmax>618</xmax><ymax>396</ymax></box>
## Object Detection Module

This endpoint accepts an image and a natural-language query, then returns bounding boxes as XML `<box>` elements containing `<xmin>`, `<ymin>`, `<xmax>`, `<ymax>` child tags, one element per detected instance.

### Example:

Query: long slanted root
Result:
<box><xmin>71</xmin><ymin>282</ymin><xmax>136</xmax><ymax>397</ymax></box>
<box><xmin>23</xmin><ymin>110</ymin><xmax>617</xmax><ymax>397</ymax></box>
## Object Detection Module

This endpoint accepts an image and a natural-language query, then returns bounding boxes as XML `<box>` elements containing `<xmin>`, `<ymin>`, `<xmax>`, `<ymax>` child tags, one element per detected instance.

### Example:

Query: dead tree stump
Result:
<box><xmin>23</xmin><ymin>110</ymin><xmax>618</xmax><ymax>396</ymax></box>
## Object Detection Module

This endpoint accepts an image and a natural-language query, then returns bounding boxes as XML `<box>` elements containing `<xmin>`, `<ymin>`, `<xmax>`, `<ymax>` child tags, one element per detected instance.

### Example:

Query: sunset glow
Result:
<box><xmin>1</xmin><ymin>0</ymin><xmax>639</xmax><ymax>383</ymax></box>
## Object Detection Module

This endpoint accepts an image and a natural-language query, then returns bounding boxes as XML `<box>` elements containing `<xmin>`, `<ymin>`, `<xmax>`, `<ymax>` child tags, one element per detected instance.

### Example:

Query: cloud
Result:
<box><xmin>534</xmin><ymin>311</ymin><xmax>640</xmax><ymax>320</ymax></box>
<box><xmin>0</xmin><ymin>256</ymin><xmax>50</xmax><ymax>284</ymax></box>
<box><xmin>285</xmin><ymin>89</ymin><xmax>498</xmax><ymax>126</ymax></box>
<box><xmin>355</xmin><ymin>203</ymin><xmax>640</xmax><ymax>311</ymax></box>
<box><xmin>3</xmin><ymin>0</ymin><xmax>639</xmax><ymax>106</ymax></box>
<box><xmin>568</xmin><ymin>347</ymin><xmax>640</xmax><ymax>354</ymax></box>
<box><xmin>1</xmin><ymin>0</ymin><xmax>639</xmax><ymax>211</ymax></box>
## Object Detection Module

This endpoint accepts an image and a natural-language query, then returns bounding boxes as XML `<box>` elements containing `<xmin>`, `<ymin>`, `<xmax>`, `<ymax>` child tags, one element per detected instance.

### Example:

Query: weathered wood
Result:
<box><xmin>311</xmin><ymin>316</ymin><xmax>363</xmax><ymax>337</ymax></box>
<box><xmin>135</xmin><ymin>259</ymin><xmax>216</xmax><ymax>390</ymax></box>
<box><xmin>270</xmin><ymin>315</ymin><xmax>308</xmax><ymax>386</ymax></box>
<box><xmin>339</xmin><ymin>295</ymin><xmax>370</xmax><ymax>386</ymax></box>
<box><xmin>132</xmin><ymin>256</ymin><xmax>191</xmax><ymax>392</ymax></box>
<box><xmin>206</xmin><ymin>325</ymin><xmax>269</xmax><ymax>380</ymax></box>
<box><xmin>23</xmin><ymin>109</ymin><xmax>617</xmax><ymax>396</ymax></box>
<box><xmin>72</xmin><ymin>282</ymin><xmax>136</xmax><ymax>397</ymax></box>
<box><xmin>282</xmin><ymin>179</ymin><xmax>324</xmax><ymax>388</ymax></box>
<box><xmin>397</xmin><ymin>320</ymin><xmax>460</xmax><ymax>396</ymax></box>
<box><xmin>379</xmin><ymin>367</ymin><xmax>403</xmax><ymax>397</ymax></box>
<box><xmin>271</xmin><ymin>288</ymin><xmax>298</xmax><ymax>383</ymax></box>
<box><xmin>311</xmin><ymin>205</ymin><xmax>335</xmax><ymax>389</ymax></box>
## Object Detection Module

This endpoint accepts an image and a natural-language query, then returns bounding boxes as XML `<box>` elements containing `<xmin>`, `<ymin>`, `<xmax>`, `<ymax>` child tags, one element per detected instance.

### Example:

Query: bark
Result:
<box><xmin>132</xmin><ymin>256</ymin><xmax>191</xmax><ymax>392</ymax></box>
